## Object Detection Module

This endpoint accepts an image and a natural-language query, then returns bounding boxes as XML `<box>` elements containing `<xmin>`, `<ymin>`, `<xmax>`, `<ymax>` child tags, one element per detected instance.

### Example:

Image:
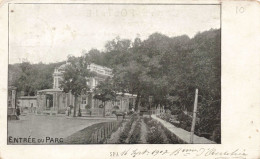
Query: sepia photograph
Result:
<box><xmin>7</xmin><ymin>3</ymin><xmax>221</xmax><ymax>144</ymax></box>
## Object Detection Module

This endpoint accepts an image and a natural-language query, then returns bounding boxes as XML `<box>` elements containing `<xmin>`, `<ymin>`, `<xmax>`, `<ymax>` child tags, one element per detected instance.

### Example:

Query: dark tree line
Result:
<box><xmin>9</xmin><ymin>61</ymin><xmax>65</xmax><ymax>96</ymax></box>
<box><xmin>85</xmin><ymin>29</ymin><xmax>220</xmax><ymax>141</ymax></box>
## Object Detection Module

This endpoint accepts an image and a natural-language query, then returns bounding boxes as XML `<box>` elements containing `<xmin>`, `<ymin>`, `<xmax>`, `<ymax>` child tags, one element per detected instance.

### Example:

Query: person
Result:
<box><xmin>16</xmin><ymin>106</ymin><xmax>20</xmax><ymax>120</ymax></box>
<box><xmin>67</xmin><ymin>105</ymin><xmax>71</xmax><ymax>116</ymax></box>
<box><xmin>16</xmin><ymin>107</ymin><xmax>20</xmax><ymax>116</ymax></box>
<box><xmin>89</xmin><ymin>109</ymin><xmax>92</xmax><ymax>116</ymax></box>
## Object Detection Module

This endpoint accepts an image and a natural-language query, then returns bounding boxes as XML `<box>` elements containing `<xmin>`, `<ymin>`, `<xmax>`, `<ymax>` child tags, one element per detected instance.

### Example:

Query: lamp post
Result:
<box><xmin>148</xmin><ymin>96</ymin><xmax>153</xmax><ymax>118</ymax></box>
<box><xmin>190</xmin><ymin>89</ymin><xmax>198</xmax><ymax>144</ymax></box>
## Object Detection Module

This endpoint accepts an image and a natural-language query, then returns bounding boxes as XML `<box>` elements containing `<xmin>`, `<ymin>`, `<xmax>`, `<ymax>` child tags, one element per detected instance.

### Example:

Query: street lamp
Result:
<box><xmin>148</xmin><ymin>96</ymin><xmax>153</xmax><ymax>117</ymax></box>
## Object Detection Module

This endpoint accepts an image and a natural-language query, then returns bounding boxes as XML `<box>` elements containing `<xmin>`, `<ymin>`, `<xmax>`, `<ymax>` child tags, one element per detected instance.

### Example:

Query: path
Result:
<box><xmin>8</xmin><ymin>114</ymin><xmax>114</xmax><ymax>144</ymax></box>
<box><xmin>140</xmin><ymin>118</ymin><xmax>148</xmax><ymax>143</ymax></box>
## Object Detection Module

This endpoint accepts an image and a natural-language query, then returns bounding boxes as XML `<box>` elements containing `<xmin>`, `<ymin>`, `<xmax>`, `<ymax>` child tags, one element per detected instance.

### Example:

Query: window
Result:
<box><xmin>81</xmin><ymin>97</ymin><xmax>87</xmax><ymax>104</ymax></box>
<box><xmin>117</xmin><ymin>100</ymin><xmax>120</xmax><ymax>106</ymax></box>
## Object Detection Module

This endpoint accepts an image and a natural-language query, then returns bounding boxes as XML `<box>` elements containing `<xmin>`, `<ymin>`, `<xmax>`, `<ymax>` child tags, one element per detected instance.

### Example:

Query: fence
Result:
<box><xmin>90</xmin><ymin>121</ymin><xmax>121</xmax><ymax>144</ymax></box>
<box><xmin>36</xmin><ymin>107</ymin><xmax>58</xmax><ymax>115</ymax></box>
<box><xmin>149</xmin><ymin>107</ymin><xmax>165</xmax><ymax>115</ymax></box>
<box><xmin>21</xmin><ymin>107</ymin><xmax>37</xmax><ymax>114</ymax></box>
<box><xmin>83</xmin><ymin>108</ymin><xmax>114</xmax><ymax>117</ymax></box>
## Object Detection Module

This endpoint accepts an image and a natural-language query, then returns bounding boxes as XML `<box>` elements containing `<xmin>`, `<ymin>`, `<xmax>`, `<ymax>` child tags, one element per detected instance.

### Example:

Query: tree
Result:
<box><xmin>93</xmin><ymin>78</ymin><xmax>117</xmax><ymax>117</ymax></box>
<box><xmin>10</xmin><ymin>61</ymin><xmax>65</xmax><ymax>96</ymax></box>
<box><xmin>59</xmin><ymin>55</ymin><xmax>92</xmax><ymax>117</ymax></box>
<box><xmin>86</xmin><ymin>49</ymin><xmax>106</xmax><ymax>66</ymax></box>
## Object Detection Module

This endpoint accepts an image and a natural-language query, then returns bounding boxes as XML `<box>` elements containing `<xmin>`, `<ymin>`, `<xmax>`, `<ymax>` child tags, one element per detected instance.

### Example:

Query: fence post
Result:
<box><xmin>100</xmin><ymin>128</ymin><xmax>103</xmax><ymax>140</ymax></box>
<box><xmin>190</xmin><ymin>88</ymin><xmax>198</xmax><ymax>144</ymax></box>
<box><xmin>105</xmin><ymin>125</ymin><xmax>107</xmax><ymax>138</ymax></box>
<box><xmin>96</xmin><ymin>130</ymin><xmax>99</xmax><ymax>143</ymax></box>
<box><xmin>103</xmin><ymin>127</ymin><xmax>106</xmax><ymax>138</ymax></box>
<box><xmin>109</xmin><ymin>123</ymin><xmax>112</xmax><ymax>132</ymax></box>
<box><xmin>107</xmin><ymin>125</ymin><xmax>110</xmax><ymax>133</ymax></box>
<box><xmin>91</xmin><ymin>133</ymin><xmax>94</xmax><ymax>143</ymax></box>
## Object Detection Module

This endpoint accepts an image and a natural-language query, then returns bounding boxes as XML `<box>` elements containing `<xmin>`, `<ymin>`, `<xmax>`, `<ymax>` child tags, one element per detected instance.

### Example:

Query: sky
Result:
<box><xmin>9</xmin><ymin>4</ymin><xmax>220</xmax><ymax>64</ymax></box>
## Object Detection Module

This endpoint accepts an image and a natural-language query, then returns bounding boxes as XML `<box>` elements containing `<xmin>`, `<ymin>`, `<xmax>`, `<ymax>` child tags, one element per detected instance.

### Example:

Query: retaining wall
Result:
<box><xmin>151</xmin><ymin>115</ymin><xmax>216</xmax><ymax>144</ymax></box>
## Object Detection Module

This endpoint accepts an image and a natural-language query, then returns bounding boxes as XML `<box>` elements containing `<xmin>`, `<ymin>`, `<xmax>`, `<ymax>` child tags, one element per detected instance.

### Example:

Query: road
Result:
<box><xmin>8</xmin><ymin>114</ymin><xmax>114</xmax><ymax>144</ymax></box>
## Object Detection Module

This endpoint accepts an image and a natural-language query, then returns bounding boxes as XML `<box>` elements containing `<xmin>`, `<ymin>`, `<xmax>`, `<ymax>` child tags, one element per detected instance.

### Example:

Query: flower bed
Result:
<box><xmin>160</xmin><ymin>124</ymin><xmax>185</xmax><ymax>144</ymax></box>
<box><xmin>158</xmin><ymin>112</ymin><xmax>180</xmax><ymax>126</ymax></box>
<box><xmin>128</xmin><ymin>118</ymin><xmax>142</xmax><ymax>144</ymax></box>
<box><xmin>143</xmin><ymin>117</ymin><xmax>182</xmax><ymax>144</ymax></box>
<box><xmin>144</xmin><ymin>117</ymin><xmax>168</xmax><ymax>144</ymax></box>
<box><xmin>158</xmin><ymin>112</ymin><xmax>196</xmax><ymax>133</ymax></box>
<box><xmin>118</xmin><ymin>113</ymin><xmax>138</xmax><ymax>143</ymax></box>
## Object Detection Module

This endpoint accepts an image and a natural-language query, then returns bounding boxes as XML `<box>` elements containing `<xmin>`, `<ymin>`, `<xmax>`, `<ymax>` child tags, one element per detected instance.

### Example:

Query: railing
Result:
<box><xmin>90</xmin><ymin>121</ymin><xmax>121</xmax><ymax>143</ymax></box>
<box><xmin>85</xmin><ymin>108</ymin><xmax>114</xmax><ymax>117</ymax></box>
<box><xmin>36</xmin><ymin>107</ymin><xmax>58</xmax><ymax>115</ymax></box>
<box><xmin>149</xmin><ymin>108</ymin><xmax>165</xmax><ymax>115</ymax></box>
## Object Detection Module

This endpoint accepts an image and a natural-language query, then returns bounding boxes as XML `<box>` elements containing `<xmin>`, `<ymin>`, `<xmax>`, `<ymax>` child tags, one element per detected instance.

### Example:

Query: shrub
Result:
<box><xmin>118</xmin><ymin>114</ymin><xmax>136</xmax><ymax>143</ymax></box>
<box><xmin>161</xmin><ymin>125</ymin><xmax>182</xmax><ymax>144</ymax></box>
<box><xmin>144</xmin><ymin>117</ymin><xmax>166</xmax><ymax>144</ymax></box>
<box><xmin>158</xmin><ymin>113</ymin><xmax>180</xmax><ymax>126</ymax></box>
<box><xmin>113</xmin><ymin>106</ymin><xmax>119</xmax><ymax>109</ymax></box>
<box><xmin>129</xmin><ymin>118</ymin><xmax>142</xmax><ymax>144</ymax></box>
<box><xmin>85</xmin><ymin>104</ymin><xmax>91</xmax><ymax>109</ymax></box>
<box><xmin>99</xmin><ymin>104</ymin><xmax>104</xmax><ymax>108</ymax></box>
<box><xmin>146</xmin><ymin>125</ymin><xmax>165</xmax><ymax>144</ymax></box>
<box><xmin>177</xmin><ymin>112</ymin><xmax>192</xmax><ymax>131</ymax></box>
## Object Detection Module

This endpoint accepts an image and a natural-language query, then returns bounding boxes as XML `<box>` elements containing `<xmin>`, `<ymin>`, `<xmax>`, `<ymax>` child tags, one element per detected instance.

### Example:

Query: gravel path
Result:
<box><xmin>8</xmin><ymin>114</ymin><xmax>114</xmax><ymax>144</ymax></box>
<box><xmin>140</xmin><ymin>118</ymin><xmax>148</xmax><ymax>143</ymax></box>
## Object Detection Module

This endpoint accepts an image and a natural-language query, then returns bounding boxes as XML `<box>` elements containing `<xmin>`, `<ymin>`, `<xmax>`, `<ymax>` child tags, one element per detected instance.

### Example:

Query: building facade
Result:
<box><xmin>36</xmin><ymin>63</ymin><xmax>136</xmax><ymax>116</ymax></box>
<box><xmin>17</xmin><ymin>96</ymin><xmax>37</xmax><ymax>114</ymax></box>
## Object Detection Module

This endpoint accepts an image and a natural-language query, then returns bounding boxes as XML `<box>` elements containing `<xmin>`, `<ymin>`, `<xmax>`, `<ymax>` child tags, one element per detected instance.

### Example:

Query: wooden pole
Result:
<box><xmin>190</xmin><ymin>89</ymin><xmax>198</xmax><ymax>144</ymax></box>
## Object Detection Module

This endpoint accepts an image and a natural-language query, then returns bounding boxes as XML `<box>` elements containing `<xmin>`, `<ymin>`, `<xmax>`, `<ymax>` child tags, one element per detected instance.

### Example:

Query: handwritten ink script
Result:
<box><xmin>110</xmin><ymin>148</ymin><xmax>247</xmax><ymax>159</ymax></box>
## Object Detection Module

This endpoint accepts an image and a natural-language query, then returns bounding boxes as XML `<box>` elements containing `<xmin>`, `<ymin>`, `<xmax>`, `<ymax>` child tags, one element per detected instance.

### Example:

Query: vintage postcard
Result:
<box><xmin>0</xmin><ymin>0</ymin><xmax>259</xmax><ymax>159</ymax></box>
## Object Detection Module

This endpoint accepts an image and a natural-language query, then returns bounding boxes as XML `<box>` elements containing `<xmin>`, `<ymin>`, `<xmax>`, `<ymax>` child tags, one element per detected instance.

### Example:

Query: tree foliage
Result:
<box><xmin>59</xmin><ymin>56</ymin><xmax>92</xmax><ymax>96</ymax></box>
<box><xmin>59</xmin><ymin>55</ymin><xmax>93</xmax><ymax>117</ymax></box>
<box><xmin>9</xmin><ymin>61</ymin><xmax>65</xmax><ymax>96</ymax></box>
<box><xmin>93</xmin><ymin>78</ymin><xmax>117</xmax><ymax>117</ymax></box>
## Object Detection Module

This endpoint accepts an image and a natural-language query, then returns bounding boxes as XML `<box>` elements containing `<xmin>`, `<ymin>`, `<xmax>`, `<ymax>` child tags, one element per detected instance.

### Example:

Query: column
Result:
<box><xmin>53</xmin><ymin>93</ymin><xmax>56</xmax><ymax>110</ymax></box>
<box><xmin>43</xmin><ymin>95</ymin><xmax>46</xmax><ymax>110</ymax></box>
<box><xmin>11</xmin><ymin>89</ymin><xmax>16</xmax><ymax>108</ymax></box>
<box><xmin>92</xmin><ymin>93</ymin><xmax>95</xmax><ymax>108</ymax></box>
<box><xmin>57</xmin><ymin>93</ymin><xmax>60</xmax><ymax>110</ymax></box>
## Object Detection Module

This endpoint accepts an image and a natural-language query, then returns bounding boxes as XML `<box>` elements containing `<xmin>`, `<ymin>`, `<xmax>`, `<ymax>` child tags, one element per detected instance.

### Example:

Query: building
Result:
<box><xmin>36</xmin><ymin>63</ymin><xmax>136</xmax><ymax>116</ymax></box>
<box><xmin>17</xmin><ymin>96</ymin><xmax>37</xmax><ymax>114</ymax></box>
